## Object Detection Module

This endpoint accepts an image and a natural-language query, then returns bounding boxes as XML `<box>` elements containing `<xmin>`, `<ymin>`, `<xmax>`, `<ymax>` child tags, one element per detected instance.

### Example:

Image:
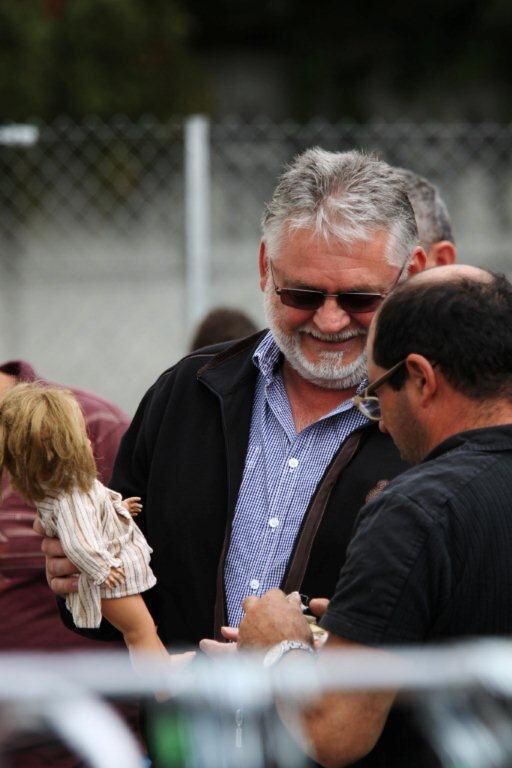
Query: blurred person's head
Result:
<box><xmin>259</xmin><ymin>147</ymin><xmax>426</xmax><ymax>390</ymax></box>
<box><xmin>361</xmin><ymin>265</ymin><xmax>511</xmax><ymax>463</ymax></box>
<box><xmin>190</xmin><ymin>307</ymin><xmax>258</xmax><ymax>351</ymax></box>
<box><xmin>395</xmin><ymin>167</ymin><xmax>457</xmax><ymax>269</ymax></box>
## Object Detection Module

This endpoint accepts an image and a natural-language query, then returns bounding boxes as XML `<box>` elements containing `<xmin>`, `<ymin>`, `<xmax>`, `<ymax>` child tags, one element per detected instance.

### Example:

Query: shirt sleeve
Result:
<box><xmin>55</xmin><ymin>493</ymin><xmax>121</xmax><ymax>585</ymax></box>
<box><xmin>320</xmin><ymin>491</ymin><xmax>454</xmax><ymax>645</ymax></box>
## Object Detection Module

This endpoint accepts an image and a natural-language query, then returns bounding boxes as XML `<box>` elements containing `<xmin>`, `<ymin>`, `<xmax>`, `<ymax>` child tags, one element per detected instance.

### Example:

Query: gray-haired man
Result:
<box><xmin>396</xmin><ymin>167</ymin><xmax>457</xmax><ymax>268</ymax></box>
<box><xmin>42</xmin><ymin>148</ymin><xmax>426</xmax><ymax>652</ymax></box>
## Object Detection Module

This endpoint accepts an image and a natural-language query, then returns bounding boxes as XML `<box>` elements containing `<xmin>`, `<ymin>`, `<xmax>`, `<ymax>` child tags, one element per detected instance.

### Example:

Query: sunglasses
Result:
<box><xmin>269</xmin><ymin>260</ymin><xmax>407</xmax><ymax>316</ymax></box>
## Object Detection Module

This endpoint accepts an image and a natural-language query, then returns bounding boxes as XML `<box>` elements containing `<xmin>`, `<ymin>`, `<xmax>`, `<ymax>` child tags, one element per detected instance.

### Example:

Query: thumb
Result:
<box><xmin>309</xmin><ymin>598</ymin><xmax>330</xmax><ymax>618</ymax></box>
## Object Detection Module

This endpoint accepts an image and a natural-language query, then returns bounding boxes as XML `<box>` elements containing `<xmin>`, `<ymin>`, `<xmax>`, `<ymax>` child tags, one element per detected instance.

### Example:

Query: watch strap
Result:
<box><xmin>263</xmin><ymin>639</ymin><xmax>316</xmax><ymax>667</ymax></box>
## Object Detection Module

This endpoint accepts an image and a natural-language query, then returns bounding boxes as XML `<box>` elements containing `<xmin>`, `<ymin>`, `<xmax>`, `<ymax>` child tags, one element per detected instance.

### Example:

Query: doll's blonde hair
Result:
<box><xmin>0</xmin><ymin>383</ymin><xmax>97</xmax><ymax>502</ymax></box>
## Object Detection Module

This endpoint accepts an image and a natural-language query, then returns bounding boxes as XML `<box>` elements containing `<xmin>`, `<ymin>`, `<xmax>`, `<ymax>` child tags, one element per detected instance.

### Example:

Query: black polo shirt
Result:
<box><xmin>321</xmin><ymin>424</ymin><xmax>512</xmax><ymax>767</ymax></box>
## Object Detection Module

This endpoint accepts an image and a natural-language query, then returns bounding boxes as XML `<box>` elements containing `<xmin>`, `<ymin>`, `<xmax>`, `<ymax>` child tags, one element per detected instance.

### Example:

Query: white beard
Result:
<box><xmin>264</xmin><ymin>287</ymin><xmax>368</xmax><ymax>390</ymax></box>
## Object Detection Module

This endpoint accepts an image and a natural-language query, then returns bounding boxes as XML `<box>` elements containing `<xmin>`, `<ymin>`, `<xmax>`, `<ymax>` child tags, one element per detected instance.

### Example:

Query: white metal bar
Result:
<box><xmin>184</xmin><ymin>114</ymin><xmax>211</xmax><ymax>330</ymax></box>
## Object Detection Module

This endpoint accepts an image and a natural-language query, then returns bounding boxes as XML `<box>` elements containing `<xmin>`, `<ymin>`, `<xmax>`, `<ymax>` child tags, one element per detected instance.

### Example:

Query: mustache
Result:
<box><xmin>298</xmin><ymin>327</ymin><xmax>368</xmax><ymax>343</ymax></box>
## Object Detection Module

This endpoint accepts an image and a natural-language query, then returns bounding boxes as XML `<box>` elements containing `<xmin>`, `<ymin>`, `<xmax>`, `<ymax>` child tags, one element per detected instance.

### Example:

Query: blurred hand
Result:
<box><xmin>34</xmin><ymin>516</ymin><xmax>79</xmax><ymax>595</ymax></box>
<box><xmin>122</xmin><ymin>497</ymin><xmax>143</xmax><ymax>516</ymax></box>
<box><xmin>239</xmin><ymin>589</ymin><xmax>313</xmax><ymax>649</ymax></box>
<box><xmin>199</xmin><ymin>626</ymin><xmax>239</xmax><ymax>657</ymax></box>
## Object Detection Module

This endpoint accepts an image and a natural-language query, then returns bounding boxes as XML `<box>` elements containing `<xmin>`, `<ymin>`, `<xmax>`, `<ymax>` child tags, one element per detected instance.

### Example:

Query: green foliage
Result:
<box><xmin>0</xmin><ymin>0</ymin><xmax>209</xmax><ymax>119</ymax></box>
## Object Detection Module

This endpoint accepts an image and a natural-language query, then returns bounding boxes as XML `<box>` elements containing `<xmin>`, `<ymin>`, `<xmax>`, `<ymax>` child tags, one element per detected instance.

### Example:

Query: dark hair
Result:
<box><xmin>190</xmin><ymin>307</ymin><xmax>258</xmax><ymax>351</ymax></box>
<box><xmin>373</xmin><ymin>272</ymin><xmax>512</xmax><ymax>400</ymax></box>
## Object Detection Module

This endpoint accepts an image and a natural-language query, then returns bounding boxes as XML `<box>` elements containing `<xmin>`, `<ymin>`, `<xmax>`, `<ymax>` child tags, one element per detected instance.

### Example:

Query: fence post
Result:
<box><xmin>184</xmin><ymin>115</ymin><xmax>211</xmax><ymax>331</ymax></box>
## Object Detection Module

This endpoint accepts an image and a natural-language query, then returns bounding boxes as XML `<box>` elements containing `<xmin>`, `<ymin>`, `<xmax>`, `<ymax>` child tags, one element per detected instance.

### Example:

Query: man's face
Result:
<box><xmin>262</xmin><ymin>226</ymin><xmax>406</xmax><ymax>390</ymax></box>
<box><xmin>366</xmin><ymin>327</ymin><xmax>428</xmax><ymax>464</ymax></box>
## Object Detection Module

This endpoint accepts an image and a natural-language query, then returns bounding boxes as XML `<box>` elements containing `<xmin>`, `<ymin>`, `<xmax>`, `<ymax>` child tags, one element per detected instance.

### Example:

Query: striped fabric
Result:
<box><xmin>37</xmin><ymin>480</ymin><xmax>156</xmax><ymax>628</ymax></box>
<box><xmin>224</xmin><ymin>331</ymin><xmax>369</xmax><ymax>627</ymax></box>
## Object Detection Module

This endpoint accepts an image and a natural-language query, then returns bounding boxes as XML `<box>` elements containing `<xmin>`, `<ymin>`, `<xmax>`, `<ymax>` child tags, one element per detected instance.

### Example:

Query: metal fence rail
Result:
<box><xmin>2</xmin><ymin>642</ymin><xmax>512</xmax><ymax>768</ymax></box>
<box><xmin>1</xmin><ymin>117</ymin><xmax>511</xmax><ymax>412</ymax></box>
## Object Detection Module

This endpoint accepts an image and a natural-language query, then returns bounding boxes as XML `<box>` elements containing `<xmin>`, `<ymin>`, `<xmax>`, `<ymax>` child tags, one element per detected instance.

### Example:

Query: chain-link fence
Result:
<box><xmin>1</xmin><ymin>117</ymin><xmax>511</xmax><ymax>413</ymax></box>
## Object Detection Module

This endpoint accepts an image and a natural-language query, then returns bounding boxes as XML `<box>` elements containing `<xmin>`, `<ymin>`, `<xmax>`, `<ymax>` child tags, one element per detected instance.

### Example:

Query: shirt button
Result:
<box><xmin>288</xmin><ymin>457</ymin><xmax>299</xmax><ymax>469</ymax></box>
<box><xmin>268</xmin><ymin>517</ymin><xmax>279</xmax><ymax>529</ymax></box>
<box><xmin>250</xmin><ymin>579</ymin><xmax>260</xmax><ymax>590</ymax></box>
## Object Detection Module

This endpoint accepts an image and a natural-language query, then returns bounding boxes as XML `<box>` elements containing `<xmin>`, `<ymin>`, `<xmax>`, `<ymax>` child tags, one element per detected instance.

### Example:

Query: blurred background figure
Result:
<box><xmin>397</xmin><ymin>168</ymin><xmax>457</xmax><ymax>268</ymax></box>
<box><xmin>189</xmin><ymin>307</ymin><xmax>258</xmax><ymax>351</ymax></box>
<box><xmin>0</xmin><ymin>360</ymin><xmax>132</xmax><ymax>768</ymax></box>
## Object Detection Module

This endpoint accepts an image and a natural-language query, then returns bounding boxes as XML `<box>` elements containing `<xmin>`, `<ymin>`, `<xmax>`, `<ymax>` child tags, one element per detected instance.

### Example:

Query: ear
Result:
<box><xmin>259</xmin><ymin>241</ymin><xmax>269</xmax><ymax>292</ymax></box>
<box><xmin>404</xmin><ymin>353</ymin><xmax>438</xmax><ymax>406</ymax></box>
<box><xmin>407</xmin><ymin>246</ymin><xmax>427</xmax><ymax>277</ymax></box>
<box><xmin>426</xmin><ymin>241</ymin><xmax>457</xmax><ymax>268</ymax></box>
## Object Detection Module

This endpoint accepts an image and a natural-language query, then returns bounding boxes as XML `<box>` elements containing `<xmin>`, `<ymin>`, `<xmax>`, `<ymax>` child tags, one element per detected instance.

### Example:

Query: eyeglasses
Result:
<box><xmin>352</xmin><ymin>359</ymin><xmax>407</xmax><ymax>421</ymax></box>
<box><xmin>269</xmin><ymin>260</ymin><xmax>408</xmax><ymax>316</ymax></box>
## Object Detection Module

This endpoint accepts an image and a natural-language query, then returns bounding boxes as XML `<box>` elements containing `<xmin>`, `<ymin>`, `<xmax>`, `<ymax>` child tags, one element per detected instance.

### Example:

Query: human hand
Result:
<box><xmin>104</xmin><ymin>566</ymin><xmax>125</xmax><ymax>588</ymax></box>
<box><xmin>309</xmin><ymin>597</ymin><xmax>330</xmax><ymax>619</ymax></box>
<box><xmin>239</xmin><ymin>589</ymin><xmax>313</xmax><ymax>649</ymax></box>
<box><xmin>199</xmin><ymin>626</ymin><xmax>239</xmax><ymax>657</ymax></box>
<box><xmin>34</xmin><ymin>516</ymin><xmax>80</xmax><ymax>595</ymax></box>
<box><xmin>122</xmin><ymin>497</ymin><xmax>143</xmax><ymax>516</ymax></box>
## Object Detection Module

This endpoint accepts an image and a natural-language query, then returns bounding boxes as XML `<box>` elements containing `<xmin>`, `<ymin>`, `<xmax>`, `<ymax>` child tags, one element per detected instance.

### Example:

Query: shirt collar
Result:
<box><xmin>252</xmin><ymin>331</ymin><xmax>282</xmax><ymax>384</ymax></box>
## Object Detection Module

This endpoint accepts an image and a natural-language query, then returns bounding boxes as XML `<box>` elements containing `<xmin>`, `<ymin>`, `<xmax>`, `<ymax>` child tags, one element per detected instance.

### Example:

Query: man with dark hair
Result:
<box><xmin>239</xmin><ymin>265</ymin><xmax>512</xmax><ymax>767</ymax></box>
<box><xmin>396</xmin><ymin>168</ymin><xmax>457</xmax><ymax>268</ymax></box>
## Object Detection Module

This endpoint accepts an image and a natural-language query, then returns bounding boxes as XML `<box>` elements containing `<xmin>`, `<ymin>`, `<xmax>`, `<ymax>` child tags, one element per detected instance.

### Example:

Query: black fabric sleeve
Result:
<box><xmin>320</xmin><ymin>491</ymin><xmax>453</xmax><ymax>645</ymax></box>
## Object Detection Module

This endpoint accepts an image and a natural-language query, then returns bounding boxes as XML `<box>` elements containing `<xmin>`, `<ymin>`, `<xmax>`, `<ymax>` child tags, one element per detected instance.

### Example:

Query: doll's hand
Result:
<box><xmin>122</xmin><ymin>497</ymin><xmax>142</xmax><ymax>516</ymax></box>
<box><xmin>104</xmin><ymin>566</ymin><xmax>125</xmax><ymax>588</ymax></box>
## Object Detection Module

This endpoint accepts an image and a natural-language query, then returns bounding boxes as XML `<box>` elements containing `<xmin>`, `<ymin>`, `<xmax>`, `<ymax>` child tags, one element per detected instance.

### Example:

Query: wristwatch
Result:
<box><xmin>263</xmin><ymin>639</ymin><xmax>316</xmax><ymax>667</ymax></box>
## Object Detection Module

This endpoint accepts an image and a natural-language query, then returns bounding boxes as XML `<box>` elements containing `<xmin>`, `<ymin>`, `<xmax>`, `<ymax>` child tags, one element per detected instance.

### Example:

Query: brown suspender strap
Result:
<box><xmin>281</xmin><ymin>428</ymin><xmax>364</xmax><ymax>595</ymax></box>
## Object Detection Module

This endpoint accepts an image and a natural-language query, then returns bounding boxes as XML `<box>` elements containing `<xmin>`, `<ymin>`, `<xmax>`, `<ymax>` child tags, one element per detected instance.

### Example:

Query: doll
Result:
<box><xmin>0</xmin><ymin>382</ymin><xmax>167</xmax><ymax>661</ymax></box>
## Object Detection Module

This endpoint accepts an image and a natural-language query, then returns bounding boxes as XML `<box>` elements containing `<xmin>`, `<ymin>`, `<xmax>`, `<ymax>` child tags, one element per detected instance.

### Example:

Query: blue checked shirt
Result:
<box><xmin>224</xmin><ymin>331</ymin><xmax>369</xmax><ymax>627</ymax></box>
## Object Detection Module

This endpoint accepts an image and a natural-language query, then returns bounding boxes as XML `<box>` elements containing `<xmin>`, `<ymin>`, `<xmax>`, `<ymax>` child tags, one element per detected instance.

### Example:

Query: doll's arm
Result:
<box><xmin>55</xmin><ymin>495</ymin><xmax>121</xmax><ymax>585</ymax></box>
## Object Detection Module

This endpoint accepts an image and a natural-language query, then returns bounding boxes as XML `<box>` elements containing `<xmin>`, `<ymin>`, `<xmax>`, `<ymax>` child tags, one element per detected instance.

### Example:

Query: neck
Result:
<box><xmin>282</xmin><ymin>360</ymin><xmax>357</xmax><ymax>432</ymax></box>
<box><xmin>424</xmin><ymin>396</ymin><xmax>512</xmax><ymax>455</ymax></box>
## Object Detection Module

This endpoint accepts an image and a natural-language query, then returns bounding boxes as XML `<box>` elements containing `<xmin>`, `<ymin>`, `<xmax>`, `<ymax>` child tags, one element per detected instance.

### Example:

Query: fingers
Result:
<box><xmin>104</xmin><ymin>567</ymin><xmax>125</xmax><ymax>588</ymax></box>
<box><xmin>242</xmin><ymin>595</ymin><xmax>259</xmax><ymax>613</ymax></box>
<box><xmin>41</xmin><ymin>536</ymin><xmax>66</xmax><ymax>558</ymax></box>
<box><xmin>220</xmin><ymin>626</ymin><xmax>239</xmax><ymax>642</ymax></box>
<box><xmin>48</xmin><ymin>575</ymin><xmax>79</xmax><ymax>596</ymax></box>
<box><xmin>309</xmin><ymin>598</ymin><xmax>330</xmax><ymax>618</ymax></box>
<box><xmin>199</xmin><ymin>639</ymin><xmax>237</xmax><ymax>657</ymax></box>
<box><xmin>32</xmin><ymin>516</ymin><xmax>45</xmax><ymax>536</ymax></box>
<box><xmin>123</xmin><ymin>497</ymin><xmax>143</xmax><ymax>516</ymax></box>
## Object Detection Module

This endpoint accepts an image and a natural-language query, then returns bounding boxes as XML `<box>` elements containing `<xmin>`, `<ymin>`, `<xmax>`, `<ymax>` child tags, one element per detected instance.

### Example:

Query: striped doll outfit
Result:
<box><xmin>37</xmin><ymin>479</ymin><xmax>156</xmax><ymax>628</ymax></box>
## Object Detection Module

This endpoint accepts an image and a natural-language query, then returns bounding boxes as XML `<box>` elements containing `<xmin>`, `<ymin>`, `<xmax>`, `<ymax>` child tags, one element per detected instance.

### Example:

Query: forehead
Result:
<box><xmin>275</xmin><ymin>225</ymin><xmax>398</xmax><ymax>289</ymax></box>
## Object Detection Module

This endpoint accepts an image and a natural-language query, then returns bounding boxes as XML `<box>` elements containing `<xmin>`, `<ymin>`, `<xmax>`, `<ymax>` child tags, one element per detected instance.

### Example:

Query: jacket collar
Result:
<box><xmin>196</xmin><ymin>330</ymin><xmax>268</xmax><ymax>396</ymax></box>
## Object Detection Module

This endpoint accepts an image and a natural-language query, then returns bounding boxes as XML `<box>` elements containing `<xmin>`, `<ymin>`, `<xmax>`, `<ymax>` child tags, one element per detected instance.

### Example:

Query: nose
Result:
<box><xmin>313</xmin><ymin>296</ymin><xmax>352</xmax><ymax>333</ymax></box>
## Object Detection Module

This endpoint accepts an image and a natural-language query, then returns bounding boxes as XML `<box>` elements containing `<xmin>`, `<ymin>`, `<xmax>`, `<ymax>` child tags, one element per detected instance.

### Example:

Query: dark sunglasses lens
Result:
<box><xmin>339</xmin><ymin>293</ymin><xmax>383</xmax><ymax>314</ymax></box>
<box><xmin>279</xmin><ymin>289</ymin><xmax>324</xmax><ymax>310</ymax></box>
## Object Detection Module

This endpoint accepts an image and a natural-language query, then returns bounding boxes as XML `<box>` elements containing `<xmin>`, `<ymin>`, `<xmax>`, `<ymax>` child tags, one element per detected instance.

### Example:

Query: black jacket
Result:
<box><xmin>61</xmin><ymin>332</ymin><xmax>409</xmax><ymax>646</ymax></box>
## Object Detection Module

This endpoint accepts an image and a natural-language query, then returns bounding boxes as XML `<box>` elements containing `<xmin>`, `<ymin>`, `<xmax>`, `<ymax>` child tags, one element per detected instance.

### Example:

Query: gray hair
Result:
<box><xmin>395</xmin><ymin>167</ymin><xmax>454</xmax><ymax>252</ymax></box>
<box><xmin>261</xmin><ymin>148</ymin><xmax>418</xmax><ymax>268</ymax></box>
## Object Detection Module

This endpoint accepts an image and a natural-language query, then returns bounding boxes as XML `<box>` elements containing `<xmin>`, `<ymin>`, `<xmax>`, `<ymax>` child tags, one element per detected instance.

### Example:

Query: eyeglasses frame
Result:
<box><xmin>352</xmin><ymin>358</ymin><xmax>407</xmax><ymax>421</ymax></box>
